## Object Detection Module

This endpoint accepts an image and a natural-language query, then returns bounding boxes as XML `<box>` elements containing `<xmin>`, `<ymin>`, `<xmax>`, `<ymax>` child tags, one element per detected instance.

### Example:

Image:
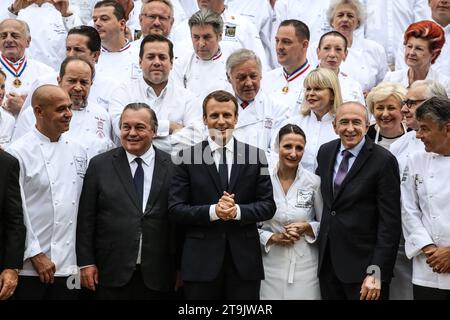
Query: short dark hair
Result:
<box><xmin>416</xmin><ymin>96</ymin><xmax>450</xmax><ymax>128</ymax></box>
<box><xmin>202</xmin><ymin>90</ymin><xmax>238</xmax><ymax>117</ymax></box>
<box><xmin>318</xmin><ymin>30</ymin><xmax>348</xmax><ymax>50</ymax></box>
<box><xmin>68</xmin><ymin>25</ymin><xmax>101</xmax><ymax>52</ymax></box>
<box><xmin>59</xmin><ymin>57</ymin><xmax>95</xmax><ymax>81</ymax></box>
<box><xmin>279</xmin><ymin>19</ymin><xmax>310</xmax><ymax>41</ymax></box>
<box><xmin>94</xmin><ymin>0</ymin><xmax>126</xmax><ymax>21</ymax></box>
<box><xmin>119</xmin><ymin>102</ymin><xmax>158</xmax><ymax>132</ymax></box>
<box><xmin>278</xmin><ymin>124</ymin><xmax>307</xmax><ymax>144</ymax></box>
<box><xmin>0</xmin><ymin>69</ymin><xmax>6</xmax><ymax>80</ymax></box>
<box><xmin>139</xmin><ymin>34</ymin><xmax>174</xmax><ymax>63</ymax></box>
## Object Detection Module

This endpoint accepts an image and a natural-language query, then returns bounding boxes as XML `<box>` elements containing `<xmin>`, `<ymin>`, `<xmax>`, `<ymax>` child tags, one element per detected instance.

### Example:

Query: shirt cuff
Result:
<box><xmin>157</xmin><ymin>120</ymin><xmax>170</xmax><ymax>137</ymax></box>
<box><xmin>259</xmin><ymin>229</ymin><xmax>273</xmax><ymax>253</ymax></box>
<box><xmin>79</xmin><ymin>264</ymin><xmax>95</xmax><ymax>269</ymax></box>
<box><xmin>233</xmin><ymin>204</ymin><xmax>241</xmax><ymax>220</ymax></box>
<box><xmin>209</xmin><ymin>204</ymin><xmax>219</xmax><ymax>221</ymax></box>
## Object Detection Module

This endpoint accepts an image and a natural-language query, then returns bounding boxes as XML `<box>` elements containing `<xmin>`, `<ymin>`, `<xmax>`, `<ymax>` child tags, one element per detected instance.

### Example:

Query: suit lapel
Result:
<box><xmin>203</xmin><ymin>141</ymin><xmax>223</xmax><ymax>195</ymax></box>
<box><xmin>112</xmin><ymin>148</ymin><xmax>141</xmax><ymax>211</ymax></box>
<box><xmin>229</xmin><ymin>139</ymin><xmax>243</xmax><ymax>193</ymax></box>
<box><xmin>334</xmin><ymin>138</ymin><xmax>372</xmax><ymax>200</ymax></box>
<box><xmin>144</xmin><ymin>148</ymin><xmax>167</xmax><ymax>214</ymax></box>
<box><xmin>326</xmin><ymin>141</ymin><xmax>340</xmax><ymax>200</ymax></box>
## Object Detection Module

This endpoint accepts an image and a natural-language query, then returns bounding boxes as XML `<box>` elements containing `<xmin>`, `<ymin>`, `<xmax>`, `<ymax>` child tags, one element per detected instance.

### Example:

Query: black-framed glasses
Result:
<box><xmin>402</xmin><ymin>99</ymin><xmax>426</xmax><ymax>109</ymax></box>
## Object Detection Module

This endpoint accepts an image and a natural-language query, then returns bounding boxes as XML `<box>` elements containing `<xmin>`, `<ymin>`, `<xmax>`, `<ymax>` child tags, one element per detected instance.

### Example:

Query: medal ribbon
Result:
<box><xmin>0</xmin><ymin>54</ymin><xmax>27</xmax><ymax>77</ymax></box>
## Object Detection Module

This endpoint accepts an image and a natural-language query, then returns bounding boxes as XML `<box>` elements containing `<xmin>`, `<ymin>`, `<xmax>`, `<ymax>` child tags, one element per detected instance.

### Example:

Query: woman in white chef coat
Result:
<box><xmin>384</xmin><ymin>20</ymin><xmax>450</xmax><ymax>97</ymax></box>
<box><xmin>366</xmin><ymin>82</ymin><xmax>407</xmax><ymax>150</ymax></box>
<box><xmin>327</xmin><ymin>0</ymin><xmax>388</xmax><ymax>94</ymax></box>
<box><xmin>260</xmin><ymin>124</ymin><xmax>322</xmax><ymax>300</ymax></box>
<box><xmin>280</xmin><ymin>68</ymin><xmax>342</xmax><ymax>173</ymax></box>
<box><xmin>316</xmin><ymin>30</ymin><xmax>365</xmax><ymax>105</ymax></box>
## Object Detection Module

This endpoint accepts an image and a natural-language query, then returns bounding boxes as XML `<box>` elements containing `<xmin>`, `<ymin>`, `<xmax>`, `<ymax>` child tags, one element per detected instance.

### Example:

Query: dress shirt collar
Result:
<box><xmin>125</xmin><ymin>145</ymin><xmax>155</xmax><ymax>167</ymax></box>
<box><xmin>207</xmin><ymin>136</ymin><xmax>234</xmax><ymax>155</ymax></box>
<box><xmin>339</xmin><ymin>136</ymin><xmax>366</xmax><ymax>158</ymax></box>
<box><xmin>144</xmin><ymin>76</ymin><xmax>170</xmax><ymax>99</ymax></box>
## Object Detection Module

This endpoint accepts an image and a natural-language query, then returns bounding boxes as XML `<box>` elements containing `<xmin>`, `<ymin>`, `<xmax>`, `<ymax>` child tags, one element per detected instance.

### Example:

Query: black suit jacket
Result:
<box><xmin>168</xmin><ymin>139</ymin><xmax>276</xmax><ymax>282</ymax></box>
<box><xmin>0</xmin><ymin>150</ymin><xmax>26</xmax><ymax>270</ymax></box>
<box><xmin>315</xmin><ymin>138</ymin><xmax>401</xmax><ymax>283</ymax></box>
<box><xmin>76</xmin><ymin>147</ymin><xmax>176</xmax><ymax>291</ymax></box>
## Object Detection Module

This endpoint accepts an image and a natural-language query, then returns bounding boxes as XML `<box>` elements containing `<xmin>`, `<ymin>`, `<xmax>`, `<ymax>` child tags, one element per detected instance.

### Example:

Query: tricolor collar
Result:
<box><xmin>283</xmin><ymin>60</ymin><xmax>310</xmax><ymax>82</ymax></box>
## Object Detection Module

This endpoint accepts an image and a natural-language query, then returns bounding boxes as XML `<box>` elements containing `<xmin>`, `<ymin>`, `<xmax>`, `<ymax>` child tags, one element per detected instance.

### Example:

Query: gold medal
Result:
<box><xmin>282</xmin><ymin>85</ymin><xmax>289</xmax><ymax>94</ymax></box>
<box><xmin>13</xmin><ymin>77</ymin><xmax>22</xmax><ymax>88</ymax></box>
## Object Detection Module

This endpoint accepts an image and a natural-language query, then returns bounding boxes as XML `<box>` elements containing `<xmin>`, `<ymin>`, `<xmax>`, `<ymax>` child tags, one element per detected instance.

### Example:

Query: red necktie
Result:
<box><xmin>240</xmin><ymin>101</ymin><xmax>249</xmax><ymax>109</ymax></box>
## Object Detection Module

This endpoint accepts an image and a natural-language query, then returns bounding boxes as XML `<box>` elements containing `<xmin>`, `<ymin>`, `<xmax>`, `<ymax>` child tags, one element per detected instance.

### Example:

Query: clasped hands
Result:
<box><xmin>422</xmin><ymin>244</ymin><xmax>450</xmax><ymax>274</ymax></box>
<box><xmin>215</xmin><ymin>191</ymin><xmax>237</xmax><ymax>221</ymax></box>
<box><xmin>268</xmin><ymin>222</ymin><xmax>310</xmax><ymax>247</ymax></box>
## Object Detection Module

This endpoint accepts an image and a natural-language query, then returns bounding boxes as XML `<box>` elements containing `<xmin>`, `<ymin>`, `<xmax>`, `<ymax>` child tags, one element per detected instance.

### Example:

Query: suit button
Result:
<box><xmin>331</xmin><ymin>211</ymin><xmax>336</xmax><ymax>216</ymax></box>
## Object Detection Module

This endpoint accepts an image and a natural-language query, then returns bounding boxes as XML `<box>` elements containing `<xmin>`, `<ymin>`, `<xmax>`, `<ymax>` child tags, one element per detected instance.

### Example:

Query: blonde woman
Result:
<box><xmin>280</xmin><ymin>68</ymin><xmax>343</xmax><ymax>172</ymax></box>
<box><xmin>366</xmin><ymin>82</ymin><xmax>408</xmax><ymax>150</ymax></box>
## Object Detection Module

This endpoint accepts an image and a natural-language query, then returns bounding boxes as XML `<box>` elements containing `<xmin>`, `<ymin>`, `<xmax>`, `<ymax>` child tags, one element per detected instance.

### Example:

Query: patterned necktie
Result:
<box><xmin>333</xmin><ymin>150</ymin><xmax>353</xmax><ymax>196</ymax></box>
<box><xmin>133</xmin><ymin>157</ymin><xmax>144</xmax><ymax>210</ymax></box>
<box><xmin>218</xmin><ymin>147</ymin><xmax>228</xmax><ymax>192</ymax></box>
<box><xmin>240</xmin><ymin>101</ymin><xmax>249</xmax><ymax>109</ymax></box>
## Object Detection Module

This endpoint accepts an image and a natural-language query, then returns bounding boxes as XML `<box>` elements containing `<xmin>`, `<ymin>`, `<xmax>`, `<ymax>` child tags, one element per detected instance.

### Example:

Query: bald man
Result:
<box><xmin>7</xmin><ymin>85</ymin><xmax>87</xmax><ymax>300</ymax></box>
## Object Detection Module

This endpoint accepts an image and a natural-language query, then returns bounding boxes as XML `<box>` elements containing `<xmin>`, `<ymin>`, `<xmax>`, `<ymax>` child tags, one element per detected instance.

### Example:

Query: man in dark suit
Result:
<box><xmin>169</xmin><ymin>90</ymin><xmax>276</xmax><ymax>300</ymax></box>
<box><xmin>0</xmin><ymin>150</ymin><xmax>26</xmax><ymax>300</ymax></box>
<box><xmin>76</xmin><ymin>102</ymin><xmax>177</xmax><ymax>299</ymax></box>
<box><xmin>315</xmin><ymin>101</ymin><xmax>401</xmax><ymax>300</ymax></box>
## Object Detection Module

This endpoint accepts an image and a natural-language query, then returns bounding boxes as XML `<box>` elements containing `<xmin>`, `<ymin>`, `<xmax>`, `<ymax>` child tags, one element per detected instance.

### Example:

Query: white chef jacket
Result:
<box><xmin>339</xmin><ymin>35</ymin><xmax>389</xmax><ymax>93</ymax></box>
<box><xmin>13</xmin><ymin>102</ymin><xmax>114</xmax><ymax>159</ymax></box>
<box><xmin>0</xmin><ymin>107</ymin><xmax>15</xmax><ymax>148</ymax></box>
<box><xmin>401</xmin><ymin>151</ymin><xmax>450</xmax><ymax>290</ymax></box>
<box><xmin>0</xmin><ymin>55</ymin><xmax>55</xmax><ymax>97</ymax></box>
<box><xmin>109</xmin><ymin>76</ymin><xmax>203</xmax><ymax>154</ymax></box>
<box><xmin>171</xmin><ymin>6</ymin><xmax>270</xmax><ymax>72</ymax></box>
<box><xmin>3</xmin><ymin>2</ymin><xmax>82</xmax><ymax>70</ymax></box>
<box><xmin>384</xmin><ymin>67</ymin><xmax>450</xmax><ymax>97</ymax></box>
<box><xmin>231</xmin><ymin>91</ymin><xmax>290</xmax><ymax>160</ymax></box>
<box><xmin>363</xmin><ymin>0</ymin><xmax>431</xmax><ymax>65</ymax></box>
<box><xmin>172</xmin><ymin>51</ymin><xmax>233</xmax><ymax>103</ymax></box>
<box><xmin>390</xmin><ymin>130</ymin><xmax>424</xmax><ymax>179</ymax></box>
<box><xmin>96</xmin><ymin>41</ymin><xmax>141</xmax><ymax>82</ymax></box>
<box><xmin>259</xmin><ymin>163</ymin><xmax>322</xmax><ymax>299</ymax></box>
<box><xmin>7</xmin><ymin>128</ymin><xmax>87</xmax><ymax>277</ymax></box>
<box><xmin>261</xmin><ymin>63</ymin><xmax>313</xmax><ymax>117</ymax></box>
<box><xmin>395</xmin><ymin>21</ymin><xmax>450</xmax><ymax>78</ymax></box>
<box><xmin>279</xmin><ymin>112</ymin><xmax>338</xmax><ymax>173</ymax></box>
<box><xmin>226</xmin><ymin>0</ymin><xmax>276</xmax><ymax>68</ymax></box>
<box><xmin>338</xmin><ymin>71</ymin><xmax>366</xmax><ymax>105</ymax></box>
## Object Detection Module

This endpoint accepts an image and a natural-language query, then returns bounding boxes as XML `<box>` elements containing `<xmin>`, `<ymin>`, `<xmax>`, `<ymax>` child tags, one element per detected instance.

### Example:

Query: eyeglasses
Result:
<box><xmin>141</xmin><ymin>14</ymin><xmax>171</xmax><ymax>23</ymax></box>
<box><xmin>402</xmin><ymin>99</ymin><xmax>426</xmax><ymax>109</ymax></box>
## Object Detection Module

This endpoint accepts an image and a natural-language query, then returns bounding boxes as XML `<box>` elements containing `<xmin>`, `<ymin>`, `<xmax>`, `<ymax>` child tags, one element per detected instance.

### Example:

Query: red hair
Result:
<box><xmin>403</xmin><ymin>20</ymin><xmax>445</xmax><ymax>64</ymax></box>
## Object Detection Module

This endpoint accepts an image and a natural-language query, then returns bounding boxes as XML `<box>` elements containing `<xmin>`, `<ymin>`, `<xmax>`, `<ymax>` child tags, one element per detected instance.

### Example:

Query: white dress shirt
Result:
<box><xmin>109</xmin><ymin>76</ymin><xmax>203</xmax><ymax>154</ymax></box>
<box><xmin>207</xmin><ymin>137</ymin><xmax>242</xmax><ymax>221</ymax></box>
<box><xmin>259</xmin><ymin>163</ymin><xmax>322</xmax><ymax>299</ymax></box>
<box><xmin>333</xmin><ymin>137</ymin><xmax>366</xmax><ymax>184</ymax></box>
<box><xmin>401</xmin><ymin>151</ymin><xmax>450</xmax><ymax>290</ymax></box>
<box><xmin>0</xmin><ymin>107</ymin><xmax>15</xmax><ymax>148</ymax></box>
<box><xmin>7</xmin><ymin>128</ymin><xmax>87</xmax><ymax>277</ymax></box>
<box><xmin>262</xmin><ymin>63</ymin><xmax>313</xmax><ymax>117</ymax></box>
<box><xmin>126</xmin><ymin>145</ymin><xmax>155</xmax><ymax>264</ymax></box>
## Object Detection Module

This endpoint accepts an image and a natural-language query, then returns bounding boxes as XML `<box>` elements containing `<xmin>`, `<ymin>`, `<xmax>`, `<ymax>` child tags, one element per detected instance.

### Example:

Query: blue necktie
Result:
<box><xmin>219</xmin><ymin>147</ymin><xmax>228</xmax><ymax>192</ymax></box>
<box><xmin>334</xmin><ymin>150</ymin><xmax>353</xmax><ymax>196</ymax></box>
<box><xmin>133</xmin><ymin>157</ymin><xmax>144</xmax><ymax>210</ymax></box>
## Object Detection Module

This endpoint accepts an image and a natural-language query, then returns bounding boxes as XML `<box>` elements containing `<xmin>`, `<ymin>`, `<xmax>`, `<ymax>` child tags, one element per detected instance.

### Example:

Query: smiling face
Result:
<box><xmin>227</xmin><ymin>59</ymin><xmax>261</xmax><ymax>101</ymax></box>
<box><xmin>203</xmin><ymin>98</ymin><xmax>238</xmax><ymax>145</ymax></box>
<box><xmin>334</xmin><ymin>103</ymin><xmax>369</xmax><ymax>149</ymax></box>
<box><xmin>139</xmin><ymin>1</ymin><xmax>173</xmax><ymax>37</ymax></box>
<box><xmin>120</xmin><ymin>108</ymin><xmax>155</xmax><ymax>156</ymax></box>
<box><xmin>0</xmin><ymin>20</ymin><xmax>30</xmax><ymax>62</ymax></box>
<box><xmin>304</xmin><ymin>85</ymin><xmax>334</xmax><ymax>117</ymax></box>
<box><xmin>278</xmin><ymin>132</ymin><xmax>305</xmax><ymax>171</ymax></box>
<box><xmin>373</xmin><ymin>95</ymin><xmax>403</xmax><ymax>136</ymax></box>
<box><xmin>416</xmin><ymin>116</ymin><xmax>450</xmax><ymax>153</ymax></box>
<box><xmin>403</xmin><ymin>85</ymin><xmax>428</xmax><ymax>130</ymax></box>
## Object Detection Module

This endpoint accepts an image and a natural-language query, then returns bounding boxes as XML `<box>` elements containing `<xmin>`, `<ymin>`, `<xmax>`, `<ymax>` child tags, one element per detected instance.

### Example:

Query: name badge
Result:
<box><xmin>296</xmin><ymin>189</ymin><xmax>314</xmax><ymax>208</ymax></box>
<box><xmin>225</xmin><ymin>24</ymin><xmax>237</xmax><ymax>37</ymax></box>
<box><xmin>264</xmin><ymin>117</ymin><xmax>273</xmax><ymax>129</ymax></box>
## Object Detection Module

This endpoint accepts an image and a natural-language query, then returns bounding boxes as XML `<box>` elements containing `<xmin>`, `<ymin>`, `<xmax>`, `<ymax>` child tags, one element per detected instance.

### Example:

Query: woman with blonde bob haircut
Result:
<box><xmin>280</xmin><ymin>68</ymin><xmax>343</xmax><ymax>172</ymax></box>
<box><xmin>366</xmin><ymin>82</ymin><xmax>407</xmax><ymax>150</ymax></box>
